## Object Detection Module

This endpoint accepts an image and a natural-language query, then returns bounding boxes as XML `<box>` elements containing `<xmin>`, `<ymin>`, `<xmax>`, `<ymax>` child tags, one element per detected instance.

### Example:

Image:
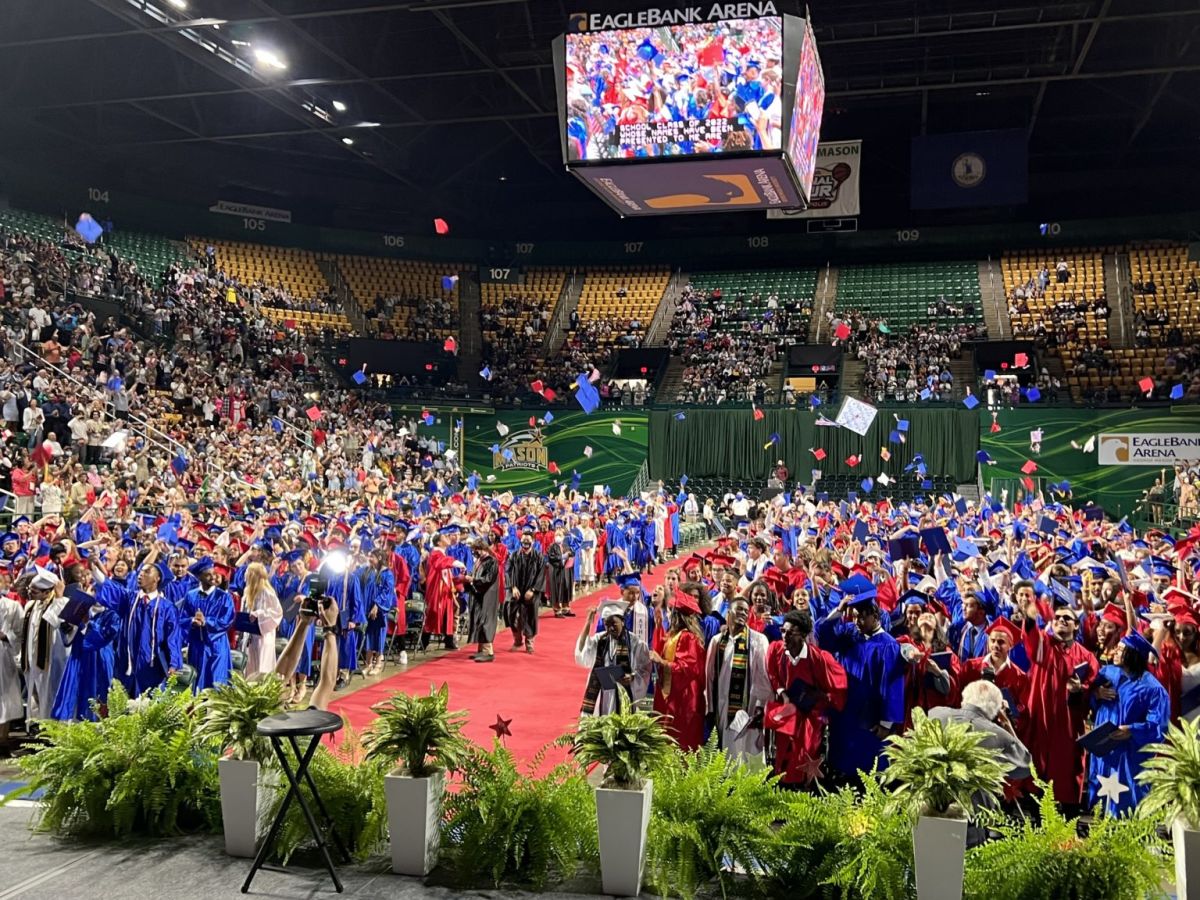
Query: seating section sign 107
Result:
<box><xmin>554</xmin><ymin>4</ymin><xmax>824</xmax><ymax>216</ymax></box>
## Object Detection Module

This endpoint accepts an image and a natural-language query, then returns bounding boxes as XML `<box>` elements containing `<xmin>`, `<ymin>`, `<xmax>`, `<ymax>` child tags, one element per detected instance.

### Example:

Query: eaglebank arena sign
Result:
<box><xmin>568</xmin><ymin>2</ymin><xmax>778</xmax><ymax>31</ymax></box>
<box><xmin>1097</xmin><ymin>433</ymin><xmax>1200</xmax><ymax>465</ymax></box>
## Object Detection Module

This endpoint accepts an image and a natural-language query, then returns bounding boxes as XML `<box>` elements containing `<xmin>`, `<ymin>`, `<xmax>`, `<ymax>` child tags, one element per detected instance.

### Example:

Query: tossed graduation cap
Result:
<box><xmin>352</xmin><ymin>369</ymin><xmax>368</xmax><ymax>385</ymax></box>
<box><xmin>962</xmin><ymin>393</ymin><xmax>980</xmax><ymax>410</ymax></box>
<box><xmin>305</xmin><ymin>406</ymin><xmax>321</xmax><ymax>422</ymax></box>
<box><xmin>75</xmin><ymin>213</ymin><xmax>103</xmax><ymax>244</ymax></box>
<box><xmin>480</xmin><ymin>365</ymin><xmax>493</xmax><ymax>381</ymax></box>
<box><xmin>674</xmin><ymin>411</ymin><xmax>686</xmax><ymax>421</ymax></box>
<box><xmin>575</xmin><ymin>374</ymin><xmax>601</xmax><ymax>414</ymax></box>
<box><xmin>441</xmin><ymin>275</ymin><xmax>459</xmax><ymax>291</ymax></box>
<box><xmin>271</xmin><ymin>417</ymin><xmax>284</xmax><ymax>433</ymax></box>
<box><xmin>188</xmin><ymin>556</ymin><xmax>215</xmax><ymax>575</ymax></box>
<box><xmin>433</xmin><ymin>217</ymin><xmax>450</xmax><ymax>235</ymax></box>
<box><xmin>920</xmin><ymin>388</ymin><xmax>933</xmax><ymax>401</ymax></box>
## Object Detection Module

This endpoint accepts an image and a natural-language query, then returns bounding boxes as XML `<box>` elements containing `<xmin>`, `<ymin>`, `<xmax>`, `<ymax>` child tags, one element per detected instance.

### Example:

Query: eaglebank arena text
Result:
<box><xmin>570</xmin><ymin>3</ymin><xmax>779</xmax><ymax>32</ymax></box>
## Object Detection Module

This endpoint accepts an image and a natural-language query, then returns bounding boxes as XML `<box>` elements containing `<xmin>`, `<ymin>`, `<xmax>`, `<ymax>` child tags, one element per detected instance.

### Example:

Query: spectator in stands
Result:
<box><xmin>1055</xmin><ymin>259</ymin><xmax>1070</xmax><ymax>283</ymax></box>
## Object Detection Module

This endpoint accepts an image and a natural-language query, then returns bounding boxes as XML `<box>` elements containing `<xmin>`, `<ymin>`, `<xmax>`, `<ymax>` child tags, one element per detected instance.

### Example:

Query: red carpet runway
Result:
<box><xmin>329</xmin><ymin>561</ymin><xmax>687</xmax><ymax>767</ymax></box>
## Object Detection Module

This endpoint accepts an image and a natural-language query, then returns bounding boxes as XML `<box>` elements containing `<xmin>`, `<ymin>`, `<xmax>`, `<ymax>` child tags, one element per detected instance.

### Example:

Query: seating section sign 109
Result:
<box><xmin>556</xmin><ymin>5</ymin><xmax>824</xmax><ymax>217</ymax></box>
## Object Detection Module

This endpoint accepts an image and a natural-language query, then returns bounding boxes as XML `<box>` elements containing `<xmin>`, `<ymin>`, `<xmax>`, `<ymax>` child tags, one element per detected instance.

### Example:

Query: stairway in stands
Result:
<box><xmin>841</xmin><ymin>356</ymin><xmax>866</xmax><ymax>397</ymax></box>
<box><xmin>1105</xmin><ymin>252</ymin><xmax>1133</xmax><ymax>348</ymax></box>
<box><xmin>947</xmin><ymin>356</ymin><xmax>977</xmax><ymax>390</ymax></box>
<box><xmin>810</xmin><ymin>265</ymin><xmax>838</xmax><ymax>343</ymax></box>
<box><xmin>977</xmin><ymin>259</ymin><xmax>1009</xmax><ymax>339</ymax></box>
<box><xmin>317</xmin><ymin>258</ymin><xmax>368</xmax><ymax>334</ymax></box>
<box><xmin>456</xmin><ymin>272</ymin><xmax>483</xmax><ymax>381</ymax></box>
<box><xmin>543</xmin><ymin>270</ymin><xmax>585</xmax><ymax>354</ymax></box>
<box><xmin>656</xmin><ymin>356</ymin><xmax>686</xmax><ymax>401</ymax></box>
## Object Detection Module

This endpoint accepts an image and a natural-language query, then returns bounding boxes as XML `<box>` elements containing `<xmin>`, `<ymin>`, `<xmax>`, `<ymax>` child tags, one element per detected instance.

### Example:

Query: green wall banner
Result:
<box><xmin>646</xmin><ymin>407</ymin><xmax>979</xmax><ymax>484</ymax></box>
<box><xmin>980</xmin><ymin>407</ymin><xmax>1200</xmax><ymax>517</ymax></box>
<box><xmin>462</xmin><ymin>410</ymin><xmax>648</xmax><ymax>496</ymax></box>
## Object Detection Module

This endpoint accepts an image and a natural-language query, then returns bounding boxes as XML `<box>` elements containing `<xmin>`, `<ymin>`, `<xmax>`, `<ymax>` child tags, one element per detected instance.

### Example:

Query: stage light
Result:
<box><xmin>167</xmin><ymin>0</ymin><xmax>187</xmax><ymax>9</ymax></box>
<box><xmin>322</xmin><ymin>551</ymin><xmax>350</xmax><ymax>575</ymax></box>
<box><xmin>332</xmin><ymin>100</ymin><xmax>347</xmax><ymax>112</ymax></box>
<box><xmin>342</xmin><ymin>137</ymin><xmax>354</xmax><ymax>145</ymax></box>
<box><xmin>254</xmin><ymin>47</ymin><xmax>287</xmax><ymax>70</ymax></box>
<box><xmin>355</xmin><ymin>121</ymin><xmax>381</xmax><ymax>128</ymax></box>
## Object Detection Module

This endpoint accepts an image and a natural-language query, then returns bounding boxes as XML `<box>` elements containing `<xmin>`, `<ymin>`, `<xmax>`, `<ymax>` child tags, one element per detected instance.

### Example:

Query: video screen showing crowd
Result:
<box><xmin>564</xmin><ymin>17</ymin><xmax>784</xmax><ymax>160</ymax></box>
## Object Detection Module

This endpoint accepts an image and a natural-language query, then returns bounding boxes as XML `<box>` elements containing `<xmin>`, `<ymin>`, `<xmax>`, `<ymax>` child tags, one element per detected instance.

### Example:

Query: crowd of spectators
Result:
<box><xmin>666</xmin><ymin>284</ymin><xmax>811</xmax><ymax>405</ymax></box>
<box><xmin>369</xmin><ymin>292</ymin><xmax>456</xmax><ymax>343</ymax></box>
<box><xmin>0</xmin><ymin>221</ymin><xmax>454</xmax><ymax>523</ymax></box>
<box><xmin>835</xmin><ymin>309</ymin><xmax>982</xmax><ymax>405</ymax></box>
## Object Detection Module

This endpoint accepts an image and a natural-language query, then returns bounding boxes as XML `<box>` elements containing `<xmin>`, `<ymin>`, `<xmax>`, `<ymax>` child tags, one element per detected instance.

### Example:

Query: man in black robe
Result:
<box><xmin>505</xmin><ymin>527</ymin><xmax>545</xmax><ymax>654</ymax></box>
<box><xmin>464</xmin><ymin>537</ymin><xmax>500</xmax><ymax>662</ymax></box>
<box><xmin>546</xmin><ymin>526</ymin><xmax>575</xmax><ymax>618</ymax></box>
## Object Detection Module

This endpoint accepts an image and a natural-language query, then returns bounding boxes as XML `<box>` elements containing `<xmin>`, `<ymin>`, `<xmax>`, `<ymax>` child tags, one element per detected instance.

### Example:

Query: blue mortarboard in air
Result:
<box><xmin>919</xmin><ymin>388</ymin><xmax>932</xmax><ymax>401</ymax></box>
<box><xmin>156</xmin><ymin>520</ymin><xmax>178</xmax><ymax>544</ymax></box>
<box><xmin>466</xmin><ymin>473</ymin><xmax>479</xmax><ymax>491</ymax></box>
<box><xmin>889</xmin><ymin>430</ymin><xmax>901</xmax><ymax>444</ymax></box>
<box><xmin>422</xmin><ymin>413</ymin><xmax>435</xmax><ymax>426</ymax></box>
<box><xmin>575</xmin><ymin>374</ymin><xmax>600</xmax><ymax>414</ymax></box>
<box><xmin>984</xmin><ymin>370</ymin><xmax>997</xmax><ymax>381</ymax></box>
<box><xmin>680</xmin><ymin>474</ymin><xmax>688</xmax><ymax>486</ymax></box>
<box><xmin>810</xmin><ymin>395</ymin><xmax>821</xmax><ymax>407</ymax></box>
<box><xmin>489</xmin><ymin>443</ymin><xmax>500</xmax><ymax>453</ymax></box>
<box><xmin>861</xmin><ymin>477</ymin><xmax>874</xmax><ymax>493</ymax></box>
<box><xmin>75</xmin><ymin>214</ymin><xmax>103</xmax><ymax>243</ymax></box>
<box><xmin>1172</xmin><ymin>384</ymin><xmax>1185</xmax><ymax>400</ymax></box>
<box><xmin>976</xmin><ymin>450</ymin><xmax>993</xmax><ymax>463</ymax></box>
<box><xmin>542</xmin><ymin>411</ymin><xmax>554</xmax><ymax>424</ymax></box>
<box><xmin>847</xmin><ymin>492</ymin><xmax>858</xmax><ymax>503</ymax></box>
<box><xmin>768</xmin><ymin>432</ymin><xmax>780</xmax><ymax>446</ymax></box>
<box><xmin>171</xmin><ymin>453</ymin><xmax>188</xmax><ymax>475</ymax></box>
<box><xmin>352</xmin><ymin>369</ymin><xmax>367</xmax><ymax>385</ymax></box>
<box><xmin>480</xmin><ymin>366</ymin><xmax>492</xmax><ymax>381</ymax></box>
<box><xmin>108</xmin><ymin>375</ymin><xmax>124</xmax><ymax>392</ymax></box>
<box><xmin>271</xmin><ymin>417</ymin><xmax>283</xmax><ymax>433</ymax></box>
<box><xmin>502</xmin><ymin>448</ymin><xmax>514</xmax><ymax>461</ymax></box>
<box><xmin>1025</xmin><ymin>386</ymin><xmax>1041</xmax><ymax>403</ymax></box>
<box><xmin>674</xmin><ymin>411</ymin><xmax>686</xmax><ymax>421</ymax></box>
<box><xmin>955</xmin><ymin>496</ymin><xmax>968</xmax><ymax>516</ymax></box>
<box><xmin>962</xmin><ymin>394</ymin><xmax>979</xmax><ymax>410</ymax></box>
<box><xmin>441</xmin><ymin>275</ymin><xmax>459</xmax><ymax>291</ymax></box>
<box><xmin>896</xmin><ymin>419</ymin><xmax>909</xmax><ymax>432</ymax></box>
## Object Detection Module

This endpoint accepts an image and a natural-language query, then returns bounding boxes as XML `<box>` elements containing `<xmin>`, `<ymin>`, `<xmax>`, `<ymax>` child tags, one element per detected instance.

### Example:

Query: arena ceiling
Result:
<box><xmin>2</xmin><ymin>0</ymin><xmax>1199</xmax><ymax>239</ymax></box>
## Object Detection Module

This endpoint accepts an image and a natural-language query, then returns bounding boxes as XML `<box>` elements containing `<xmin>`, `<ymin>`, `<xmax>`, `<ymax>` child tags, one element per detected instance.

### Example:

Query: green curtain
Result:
<box><xmin>647</xmin><ymin>408</ymin><xmax>978</xmax><ymax>483</ymax></box>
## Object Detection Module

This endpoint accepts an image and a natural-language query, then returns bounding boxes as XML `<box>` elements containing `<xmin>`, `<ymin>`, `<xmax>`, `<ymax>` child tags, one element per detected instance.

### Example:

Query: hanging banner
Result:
<box><xmin>767</xmin><ymin>140</ymin><xmax>861</xmax><ymax>218</ymax></box>
<box><xmin>1097</xmin><ymin>433</ymin><xmax>1200</xmax><ymax>466</ymax></box>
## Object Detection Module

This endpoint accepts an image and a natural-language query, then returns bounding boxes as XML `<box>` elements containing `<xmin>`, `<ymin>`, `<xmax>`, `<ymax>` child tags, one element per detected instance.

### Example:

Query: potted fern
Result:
<box><xmin>195</xmin><ymin>673</ymin><xmax>287</xmax><ymax>857</ymax></box>
<box><xmin>570</xmin><ymin>696</ymin><xmax>674</xmax><ymax>897</ymax></box>
<box><xmin>1138</xmin><ymin>716</ymin><xmax>1200</xmax><ymax>900</ymax></box>
<box><xmin>363</xmin><ymin>684</ymin><xmax>468</xmax><ymax>877</ymax></box>
<box><xmin>884</xmin><ymin>708</ymin><xmax>1007</xmax><ymax>900</ymax></box>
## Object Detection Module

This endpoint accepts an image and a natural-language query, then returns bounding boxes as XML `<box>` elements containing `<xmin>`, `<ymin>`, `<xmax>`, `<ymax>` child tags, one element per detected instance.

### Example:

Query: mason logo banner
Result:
<box><xmin>1097</xmin><ymin>433</ymin><xmax>1200</xmax><ymax>466</ymax></box>
<box><xmin>767</xmin><ymin>140</ymin><xmax>861</xmax><ymax>219</ymax></box>
<box><xmin>493</xmin><ymin>430</ymin><xmax>548</xmax><ymax>472</ymax></box>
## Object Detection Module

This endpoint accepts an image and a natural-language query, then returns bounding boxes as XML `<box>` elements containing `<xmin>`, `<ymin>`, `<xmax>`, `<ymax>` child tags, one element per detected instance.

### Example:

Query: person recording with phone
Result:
<box><xmin>274</xmin><ymin>583</ymin><xmax>340</xmax><ymax>711</ymax></box>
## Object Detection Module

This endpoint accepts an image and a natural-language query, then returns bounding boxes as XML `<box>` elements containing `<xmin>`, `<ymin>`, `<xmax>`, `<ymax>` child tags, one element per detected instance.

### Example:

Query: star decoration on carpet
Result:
<box><xmin>489</xmin><ymin>714</ymin><xmax>513</xmax><ymax>739</ymax></box>
<box><xmin>800</xmin><ymin>754</ymin><xmax>824</xmax><ymax>784</ymax></box>
<box><xmin>1096</xmin><ymin>770</ymin><xmax>1129</xmax><ymax>806</ymax></box>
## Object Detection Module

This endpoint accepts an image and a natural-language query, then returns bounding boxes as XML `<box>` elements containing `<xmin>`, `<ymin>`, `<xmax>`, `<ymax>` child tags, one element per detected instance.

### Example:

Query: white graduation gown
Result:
<box><xmin>244</xmin><ymin>588</ymin><xmax>284</xmax><ymax>678</ymax></box>
<box><xmin>0</xmin><ymin>597</ymin><xmax>23</xmax><ymax>724</ymax></box>
<box><xmin>25</xmin><ymin>599</ymin><xmax>69</xmax><ymax>721</ymax></box>
<box><xmin>705</xmin><ymin>628</ymin><xmax>772</xmax><ymax>764</ymax></box>
<box><xmin>575</xmin><ymin>631</ymin><xmax>650</xmax><ymax>715</ymax></box>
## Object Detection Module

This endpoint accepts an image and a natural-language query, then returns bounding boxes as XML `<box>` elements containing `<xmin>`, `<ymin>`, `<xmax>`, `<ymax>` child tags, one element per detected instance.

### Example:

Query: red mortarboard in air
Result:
<box><xmin>305</xmin><ymin>406</ymin><xmax>321</xmax><ymax>422</ymax></box>
<box><xmin>753</xmin><ymin>408</ymin><xmax>764</xmax><ymax>421</ymax></box>
<box><xmin>1021</xmin><ymin>460</ymin><xmax>1038</xmax><ymax>474</ymax></box>
<box><xmin>846</xmin><ymin>455</ymin><xmax>860</xmax><ymax>467</ymax></box>
<box><xmin>834</xmin><ymin>322</ymin><xmax>851</xmax><ymax>341</ymax></box>
<box><xmin>444</xmin><ymin>337</ymin><xmax>457</xmax><ymax>353</ymax></box>
<box><xmin>812</xmin><ymin>448</ymin><xmax>827</xmax><ymax>460</ymax></box>
<box><xmin>434</xmin><ymin>218</ymin><xmax>450</xmax><ymax>235</ymax></box>
<box><xmin>1139</xmin><ymin>376</ymin><xmax>1154</xmax><ymax>394</ymax></box>
<box><xmin>1014</xmin><ymin>352</ymin><xmax>1029</xmax><ymax>368</ymax></box>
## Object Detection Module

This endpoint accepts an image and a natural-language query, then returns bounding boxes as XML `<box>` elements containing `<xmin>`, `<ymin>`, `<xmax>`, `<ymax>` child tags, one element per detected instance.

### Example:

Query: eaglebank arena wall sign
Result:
<box><xmin>1097</xmin><ymin>433</ymin><xmax>1200</xmax><ymax>465</ymax></box>
<box><xmin>568</xmin><ymin>3</ymin><xmax>779</xmax><ymax>32</ymax></box>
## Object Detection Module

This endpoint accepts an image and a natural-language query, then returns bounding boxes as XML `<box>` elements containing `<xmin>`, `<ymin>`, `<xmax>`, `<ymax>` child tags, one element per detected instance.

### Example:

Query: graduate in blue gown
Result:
<box><xmin>161</xmin><ymin>553</ymin><xmax>199</xmax><ymax>612</ymax></box>
<box><xmin>605</xmin><ymin>516</ymin><xmax>627</xmax><ymax>579</ymax></box>
<box><xmin>361</xmin><ymin>549</ymin><xmax>396</xmax><ymax>675</ymax></box>
<box><xmin>324</xmin><ymin>553</ymin><xmax>365</xmax><ymax>681</ymax></box>
<box><xmin>52</xmin><ymin>564</ymin><xmax>122</xmax><ymax>720</ymax></box>
<box><xmin>444</xmin><ymin>526</ymin><xmax>474</xmax><ymax>623</ymax></box>
<box><xmin>180</xmin><ymin>557</ymin><xmax>234</xmax><ymax>692</ymax></box>
<box><xmin>116</xmin><ymin>563</ymin><xmax>183</xmax><ymax>696</ymax></box>
<box><xmin>816</xmin><ymin>582</ymin><xmax>906</xmax><ymax>782</ymax></box>
<box><xmin>1086</xmin><ymin>632</ymin><xmax>1170</xmax><ymax>816</ymax></box>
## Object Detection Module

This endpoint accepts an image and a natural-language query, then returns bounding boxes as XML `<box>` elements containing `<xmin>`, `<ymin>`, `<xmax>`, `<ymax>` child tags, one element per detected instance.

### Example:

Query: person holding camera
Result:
<box><xmin>275</xmin><ymin>593</ymin><xmax>340</xmax><ymax>712</ymax></box>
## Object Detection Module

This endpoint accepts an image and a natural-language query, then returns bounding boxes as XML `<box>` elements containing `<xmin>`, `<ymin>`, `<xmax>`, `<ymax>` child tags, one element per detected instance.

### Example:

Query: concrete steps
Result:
<box><xmin>810</xmin><ymin>264</ymin><xmax>838</xmax><ymax>343</ymax></box>
<box><xmin>977</xmin><ymin>259</ymin><xmax>1009</xmax><ymax>340</ymax></box>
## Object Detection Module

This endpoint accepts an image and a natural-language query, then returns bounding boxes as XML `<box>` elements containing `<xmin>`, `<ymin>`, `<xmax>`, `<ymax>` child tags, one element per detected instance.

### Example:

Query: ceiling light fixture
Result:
<box><xmin>166</xmin><ymin>0</ymin><xmax>187</xmax><ymax>9</ymax></box>
<box><xmin>356</xmin><ymin>121</ymin><xmax>381</xmax><ymax>128</ymax></box>
<box><xmin>342</xmin><ymin>137</ymin><xmax>355</xmax><ymax>145</ymax></box>
<box><xmin>253</xmin><ymin>47</ymin><xmax>287</xmax><ymax>70</ymax></box>
<box><xmin>332</xmin><ymin>100</ymin><xmax>347</xmax><ymax>113</ymax></box>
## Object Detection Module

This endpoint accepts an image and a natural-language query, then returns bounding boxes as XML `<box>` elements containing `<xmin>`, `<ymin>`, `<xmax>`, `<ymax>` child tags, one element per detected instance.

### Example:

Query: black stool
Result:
<box><xmin>241</xmin><ymin>709</ymin><xmax>350</xmax><ymax>894</ymax></box>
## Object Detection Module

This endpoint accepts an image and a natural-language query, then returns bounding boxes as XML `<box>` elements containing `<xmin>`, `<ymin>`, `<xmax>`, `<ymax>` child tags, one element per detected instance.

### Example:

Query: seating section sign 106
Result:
<box><xmin>554</xmin><ymin>4</ymin><xmax>825</xmax><ymax>216</ymax></box>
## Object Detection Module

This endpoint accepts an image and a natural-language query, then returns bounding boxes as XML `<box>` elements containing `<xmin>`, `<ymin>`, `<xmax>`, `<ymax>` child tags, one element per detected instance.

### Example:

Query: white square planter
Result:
<box><xmin>218</xmin><ymin>758</ymin><xmax>275</xmax><ymax>858</ymax></box>
<box><xmin>596</xmin><ymin>780</ymin><xmax>653</xmax><ymax>898</ymax></box>
<box><xmin>384</xmin><ymin>770</ymin><xmax>444</xmax><ymax>877</ymax></box>
<box><xmin>1174</xmin><ymin>819</ymin><xmax>1200</xmax><ymax>900</ymax></box>
<box><xmin>914</xmin><ymin>814</ymin><xmax>967</xmax><ymax>900</ymax></box>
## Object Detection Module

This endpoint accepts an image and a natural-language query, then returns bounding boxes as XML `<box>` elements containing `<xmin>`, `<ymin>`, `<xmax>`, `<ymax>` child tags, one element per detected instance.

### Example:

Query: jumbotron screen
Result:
<box><xmin>785</xmin><ymin>18</ymin><xmax>825</xmax><ymax>200</ymax></box>
<box><xmin>564</xmin><ymin>17</ymin><xmax>784</xmax><ymax>161</ymax></box>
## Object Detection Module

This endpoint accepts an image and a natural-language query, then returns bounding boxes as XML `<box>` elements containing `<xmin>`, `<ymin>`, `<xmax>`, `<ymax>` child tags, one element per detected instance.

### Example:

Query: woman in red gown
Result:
<box><xmin>651</xmin><ymin>588</ymin><xmax>707</xmax><ymax>751</ymax></box>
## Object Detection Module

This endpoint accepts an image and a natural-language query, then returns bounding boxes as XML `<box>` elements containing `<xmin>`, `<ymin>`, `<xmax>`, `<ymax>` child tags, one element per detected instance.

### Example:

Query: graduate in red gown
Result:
<box><xmin>958</xmin><ymin>617</ymin><xmax>1029</xmax><ymax>727</ymax></box>
<box><xmin>422</xmin><ymin>533</ymin><xmax>463</xmax><ymax>649</ymax></box>
<box><xmin>650</xmin><ymin>589</ymin><xmax>707</xmax><ymax>751</ymax></box>
<box><xmin>766</xmin><ymin>609</ymin><xmax>848</xmax><ymax>787</ymax></box>
<box><xmin>1018</xmin><ymin>598</ymin><xmax>1098</xmax><ymax>808</ymax></box>
<box><xmin>896</xmin><ymin>610</ymin><xmax>960</xmax><ymax>729</ymax></box>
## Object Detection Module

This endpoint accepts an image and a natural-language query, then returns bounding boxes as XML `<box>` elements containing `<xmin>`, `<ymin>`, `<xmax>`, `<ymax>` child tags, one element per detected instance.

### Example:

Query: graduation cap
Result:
<box><xmin>1049</xmin><ymin>579</ymin><xmax>1076</xmax><ymax>608</ymax></box>
<box><xmin>919</xmin><ymin>527</ymin><xmax>952</xmax><ymax>556</ymax></box>
<box><xmin>1024</xmin><ymin>386</ymin><xmax>1041</xmax><ymax>403</ymax></box>
<box><xmin>188</xmin><ymin>556</ymin><xmax>215</xmax><ymax>575</ymax></box>
<box><xmin>615</xmin><ymin>573</ymin><xmax>643</xmax><ymax>591</ymax></box>
<box><xmin>1121</xmin><ymin>631</ymin><xmax>1157</xmax><ymax>659</ymax></box>
<box><xmin>839</xmin><ymin>574</ymin><xmax>878</xmax><ymax>607</ymax></box>
<box><xmin>962</xmin><ymin>394</ymin><xmax>980</xmax><ymax>410</ymax></box>
<box><xmin>984</xmin><ymin>369</ymin><xmax>997</xmax><ymax>381</ymax></box>
<box><xmin>888</xmin><ymin>533</ymin><xmax>921</xmax><ymax>560</ymax></box>
<box><xmin>441</xmin><ymin>275</ymin><xmax>459</xmax><ymax>292</ymax></box>
<box><xmin>433</xmin><ymin>217</ymin><xmax>450</xmax><ymax>235</ymax></box>
<box><xmin>305</xmin><ymin>406</ymin><xmax>321</xmax><ymax>422</ymax></box>
<box><xmin>75</xmin><ymin>213</ymin><xmax>103</xmax><ymax>244</ymax></box>
<box><xmin>352</xmin><ymin>369</ymin><xmax>368</xmax><ymax>385</ymax></box>
<box><xmin>1139</xmin><ymin>376</ymin><xmax>1155</xmax><ymax>394</ymax></box>
<box><xmin>986</xmin><ymin>616</ymin><xmax>1021</xmax><ymax>646</ymax></box>
<box><xmin>861</xmin><ymin>477</ymin><xmax>874</xmax><ymax>493</ymax></box>
<box><xmin>834</xmin><ymin>321</ymin><xmax>851</xmax><ymax>341</ymax></box>
<box><xmin>900</xmin><ymin>589</ymin><xmax>927</xmax><ymax>607</ymax></box>
<box><xmin>1171</xmin><ymin>384</ymin><xmax>1185</xmax><ymax>401</ymax></box>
